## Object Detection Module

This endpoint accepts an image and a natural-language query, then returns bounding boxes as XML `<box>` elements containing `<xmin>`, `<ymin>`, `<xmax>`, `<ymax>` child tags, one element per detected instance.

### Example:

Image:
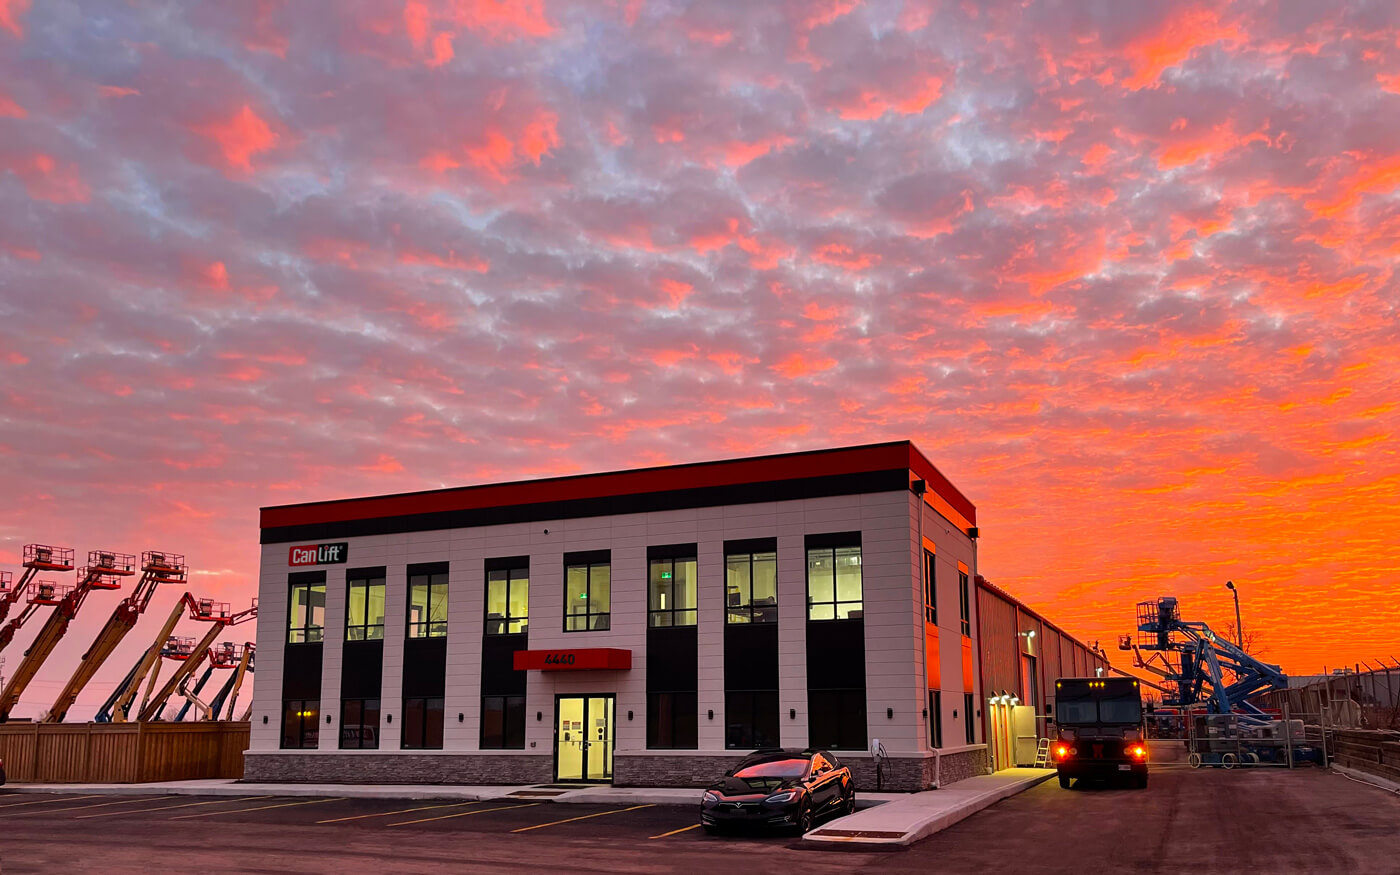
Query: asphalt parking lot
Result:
<box><xmin>1</xmin><ymin>767</ymin><xmax>1398</xmax><ymax>873</ymax></box>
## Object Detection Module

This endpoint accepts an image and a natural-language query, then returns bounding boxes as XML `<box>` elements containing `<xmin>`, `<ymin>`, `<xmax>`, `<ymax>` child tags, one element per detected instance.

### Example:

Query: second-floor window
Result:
<box><xmin>648</xmin><ymin>557</ymin><xmax>697</xmax><ymax>627</ymax></box>
<box><xmin>346</xmin><ymin>572</ymin><xmax>386</xmax><ymax>641</ymax></box>
<box><xmin>564</xmin><ymin>560</ymin><xmax>610</xmax><ymax>631</ymax></box>
<box><xmin>486</xmin><ymin>566</ymin><xmax>529</xmax><ymax>635</ymax></box>
<box><xmin>288</xmin><ymin>580</ymin><xmax>325</xmax><ymax>644</ymax></box>
<box><xmin>725</xmin><ymin>551</ymin><xmax>777</xmax><ymax>624</ymax></box>
<box><xmin>807</xmin><ymin>545</ymin><xmax>862</xmax><ymax>620</ymax></box>
<box><xmin>959</xmin><ymin>570</ymin><xmax>971</xmax><ymax>636</ymax></box>
<box><xmin>408</xmin><ymin>570</ymin><xmax>448</xmax><ymax>638</ymax></box>
<box><xmin>923</xmin><ymin>549</ymin><xmax>937</xmax><ymax>624</ymax></box>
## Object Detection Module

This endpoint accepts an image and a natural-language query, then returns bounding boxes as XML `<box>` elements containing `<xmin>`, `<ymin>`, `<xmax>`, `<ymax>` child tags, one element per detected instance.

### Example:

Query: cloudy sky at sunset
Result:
<box><xmin>2</xmin><ymin>0</ymin><xmax>1398</xmax><ymax>715</ymax></box>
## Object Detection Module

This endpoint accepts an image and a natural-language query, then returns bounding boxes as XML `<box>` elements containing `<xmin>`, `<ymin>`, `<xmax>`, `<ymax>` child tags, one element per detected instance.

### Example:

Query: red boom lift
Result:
<box><xmin>0</xmin><ymin>549</ymin><xmax>134</xmax><ymax>722</ymax></box>
<box><xmin>0</xmin><ymin>545</ymin><xmax>76</xmax><ymax>654</ymax></box>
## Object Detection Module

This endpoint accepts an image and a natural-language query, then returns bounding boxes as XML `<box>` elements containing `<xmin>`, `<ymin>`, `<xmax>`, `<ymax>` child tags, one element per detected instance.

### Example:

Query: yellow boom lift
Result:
<box><xmin>98</xmin><ymin>595</ymin><xmax>235</xmax><ymax>723</ymax></box>
<box><xmin>0</xmin><ymin>550</ymin><xmax>134</xmax><ymax>722</ymax></box>
<box><xmin>0</xmin><ymin>544</ymin><xmax>76</xmax><ymax>654</ymax></box>
<box><xmin>43</xmin><ymin>551</ymin><xmax>188</xmax><ymax>723</ymax></box>
<box><xmin>138</xmin><ymin>599</ymin><xmax>257</xmax><ymax>722</ymax></box>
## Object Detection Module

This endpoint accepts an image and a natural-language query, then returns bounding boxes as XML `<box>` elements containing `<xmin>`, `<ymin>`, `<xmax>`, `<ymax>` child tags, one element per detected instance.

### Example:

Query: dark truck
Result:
<box><xmin>1052</xmin><ymin>676</ymin><xmax>1149</xmax><ymax>788</ymax></box>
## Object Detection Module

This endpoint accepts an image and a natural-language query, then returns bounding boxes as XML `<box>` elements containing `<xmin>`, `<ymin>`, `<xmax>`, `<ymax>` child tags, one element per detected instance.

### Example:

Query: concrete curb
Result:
<box><xmin>802</xmin><ymin>769</ymin><xmax>1055</xmax><ymax>847</ymax></box>
<box><xmin>1332</xmin><ymin>764</ymin><xmax>1400</xmax><ymax>795</ymax></box>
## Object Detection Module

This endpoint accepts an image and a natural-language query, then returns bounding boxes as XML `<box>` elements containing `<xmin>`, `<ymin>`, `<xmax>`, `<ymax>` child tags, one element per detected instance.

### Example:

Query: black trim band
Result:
<box><xmin>484</xmin><ymin>556</ymin><xmax>529</xmax><ymax>573</ymax></box>
<box><xmin>261</xmin><ymin>470</ymin><xmax>909</xmax><ymax>544</ymax></box>
<box><xmin>408</xmin><ymin>561</ymin><xmax>449</xmax><ymax>577</ymax></box>
<box><xmin>647</xmin><ymin>543</ymin><xmax>698</xmax><ymax>561</ymax></box>
<box><xmin>805</xmin><ymin>531</ymin><xmax>862</xmax><ymax>550</ymax></box>
<box><xmin>564</xmin><ymin>549</ymin><xmax>611</xmax><ymax>566</ymax></box>
<box><xmin>724</xmin><ymin>537</ymin><xmax>778</xmax><ymax>555</ymax></box>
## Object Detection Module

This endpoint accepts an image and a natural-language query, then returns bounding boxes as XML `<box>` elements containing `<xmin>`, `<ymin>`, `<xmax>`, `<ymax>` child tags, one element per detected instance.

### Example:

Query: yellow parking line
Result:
<box><xmin>170</xmin><ymin>797</ymin><xmax>344</xmax><ymax>820</ymax></box>
<box><xmin>317</xmin><ymin>800</ymin><xmax>485</xmax><ymax>824</ymax></box>
<box><xmin>650</xmin><ymin>823</ymin><xmax>701</xmax><ymax>839</ymax></box>
<box><xmin>0</xmin><ymin>795</ymin><xmax>177</xmax><ymax>817</ymax></box>
<box><xmin>0</xmin><ymin>794</ymin><xmax>102</xmax><ymax>809</ymax></box>
<box><xmin>511</xmin><ymin>804</ymin><xmax>654</xmax><ymax>833</ymax></box>
<box><xmin>77</xmin><ymin>795</ymin><xmax>275</xmax><ymax>819</ymax></box>
<box><xmin>389</xmin><ymin>802</ymin><xmax>540</xmax><ymax>827</ymax></box>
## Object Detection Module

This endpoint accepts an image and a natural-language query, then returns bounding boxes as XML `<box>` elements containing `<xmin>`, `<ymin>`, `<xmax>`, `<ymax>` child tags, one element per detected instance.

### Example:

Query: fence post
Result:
<box><xmin>1283</xmin><ymin>701</ymin><xmax>1294</xmax><ymax>769</ymax></box>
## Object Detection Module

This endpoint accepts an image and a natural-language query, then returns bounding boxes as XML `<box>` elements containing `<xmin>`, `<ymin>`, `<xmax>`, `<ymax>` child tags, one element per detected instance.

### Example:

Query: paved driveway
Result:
<box><xmin>1</xmin><ymin>766</ymin><xmax>1396</xmax><ymax>873</ymax></box>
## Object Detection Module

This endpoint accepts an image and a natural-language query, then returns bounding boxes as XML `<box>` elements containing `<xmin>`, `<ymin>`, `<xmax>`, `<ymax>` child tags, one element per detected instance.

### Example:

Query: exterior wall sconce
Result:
<box><xmin>458</xmin><ymin>713</ymin><xmax>464</xmax><ymax>723</ymax></box>
<box><xmin>262</xmin><ymin>716</ymin><xmax>268</xmax><ymax>724</ymax></box>
<box><xmin>537</xmin><ymin>711</ymin><xmax>543</xmax><ymax>722</ymax></box>
<box><xmin>886</xmin><ymin>708</ymin><xmax>894</xmax><ymax>719</ymax></box>
<box><xmin>921</xmin><ymin>708</ymin><xmax>928</xmax><ymax>718</ymax></box>
<box><xmin>326</xmin><ymin>714</ymin><xmax>332</xmax><ymax>724</ymax></box>
<box><xmin>953</xmin><ymin>709</ymin><xmax>958</xmax><ymax>718</ymax></box>
<box><xmin>708</xmin><ymin>709</ymin><xmax>714</xmax><ymax>720</ymax></box>
<box><xmin>386</xmin><ymin>714</ymin><xmax>392</xmax><ymax>724</ymax></box>
<box><xmin>627</xmin><ymin>710</ymin><xmax>634</xmax><ymax>721</ymax></box>
<box><xmin>789</xmin><ymin>708</ymin><xmax>796</xmax><ymax>720</ymax></box>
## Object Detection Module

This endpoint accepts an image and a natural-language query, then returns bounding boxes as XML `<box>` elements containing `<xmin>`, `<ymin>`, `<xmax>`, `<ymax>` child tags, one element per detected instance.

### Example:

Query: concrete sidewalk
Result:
<box><xmin>0</xmin><ymin>778</ymin><xmax>908</xmax><ymax>808</ymax></box>
<box><xmin>803</xmin><ymin>767</ymin><xmax>1055</xmax><ymax>847</ymax></box>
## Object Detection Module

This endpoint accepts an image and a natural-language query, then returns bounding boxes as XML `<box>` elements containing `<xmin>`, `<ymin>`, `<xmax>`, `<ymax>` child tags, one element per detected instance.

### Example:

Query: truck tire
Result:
<box><xmin>1135</xmin><ymin>771</ymin><xmax>1148</xmax><ymax>789</ymax></box>
<box><xmin>1058</xmin><ymin>772</ymin><xmax>1070</xmax><ymax>789</ymax></box>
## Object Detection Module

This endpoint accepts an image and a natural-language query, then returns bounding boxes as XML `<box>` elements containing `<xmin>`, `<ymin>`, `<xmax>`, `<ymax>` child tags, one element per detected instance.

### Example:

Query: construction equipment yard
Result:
<box><xmin>1</xmin><ymin>766</ymin><xmax>1397</xmax><ymax>873</ymax></box>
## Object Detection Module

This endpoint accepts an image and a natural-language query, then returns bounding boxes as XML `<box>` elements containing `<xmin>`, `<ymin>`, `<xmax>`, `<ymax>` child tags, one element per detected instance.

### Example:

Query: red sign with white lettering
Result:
<box><xmin>513</xmin><ymin>648</ymin><xmax>632</xmax><ymax>672</ymax></box>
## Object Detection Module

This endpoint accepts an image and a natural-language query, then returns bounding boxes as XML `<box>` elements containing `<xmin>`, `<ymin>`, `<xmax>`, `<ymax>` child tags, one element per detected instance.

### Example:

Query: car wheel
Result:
<box><xmin>797</xmin><ymin>803</ymin><xmax>814</xmax><ymax>835</ymax></box>
<box><xmin>1058</xmin><ymin>772</ymin><xmax>1071</xmax><ymax>789</ymax></box>
<box><xmin>842</xmin><ymin>790</ymin><xmax>856</xmax><ymax>816</ymax></box>
<box><xmin>702</xmin><ymin>824</ymin><xmax>721</xmax><ymax>836</ymax></box>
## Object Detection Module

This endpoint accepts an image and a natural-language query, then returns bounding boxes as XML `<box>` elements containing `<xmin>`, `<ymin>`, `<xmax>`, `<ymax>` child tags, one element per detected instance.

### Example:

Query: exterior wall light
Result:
<box><xmin>537</xmin><ymin>711</ymin><xmax>543</xmax><ymax>722</ymax></box>
<box><xmin>887</xmin><ymin>708</ymin><xmax>894</xmax><ymax>719</ymax></box>
<box><xmin>627</xmin><ymin>710</ymin><xmax>634</xmax><ymax>721</ymax></box>
<box><xmin>458</xmin><ymin>713</ymin><xmax>464</xmax><ymax>723</ymax></box>
<box><xmin>326</xmin><ymin>714</ymin><xmax>332</xmax><ymax>724</ymax></box>
<box><xmin>790</xmin><ymin>708</ymin><xmax>797</xmax><ymax>720</ymax></box>
<box><xmin>708</xmin><ymin>709</ymin><xmax>714</xmax><ymax>720</ymax></box>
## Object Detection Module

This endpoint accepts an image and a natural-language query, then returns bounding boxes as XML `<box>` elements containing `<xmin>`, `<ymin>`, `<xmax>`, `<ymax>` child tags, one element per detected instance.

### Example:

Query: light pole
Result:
<box><xmin>1225</xmin><ymin>580</ymin><xmax>1243</xmax><ymax>650</ymax></box>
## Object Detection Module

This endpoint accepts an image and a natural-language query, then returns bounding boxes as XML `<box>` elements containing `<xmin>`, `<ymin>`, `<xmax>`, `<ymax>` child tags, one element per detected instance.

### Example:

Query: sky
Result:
<box><xmin>1</xmin><ymin>0</ymin><xmax>1398</xmax><ymax>718</ymax></box>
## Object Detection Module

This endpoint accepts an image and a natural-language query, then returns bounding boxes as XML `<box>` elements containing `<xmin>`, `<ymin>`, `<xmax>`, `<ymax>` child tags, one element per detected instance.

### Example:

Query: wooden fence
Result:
<box><xmin>1332</xmin><ymin>729</ymin><xmax>1400</xmax><ymax>784</ymax></box>
<box><xmin>0</xmin><ymin>722</ymin><xmax>248</xmax><ymax>783</ymax></box>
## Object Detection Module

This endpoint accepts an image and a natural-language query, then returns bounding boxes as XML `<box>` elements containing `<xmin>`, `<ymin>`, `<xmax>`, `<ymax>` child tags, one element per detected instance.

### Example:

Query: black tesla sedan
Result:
<box><xmin>700</xmin><ymin>748</ymin><xmax>855</xmax><ymax>834</ymax></box>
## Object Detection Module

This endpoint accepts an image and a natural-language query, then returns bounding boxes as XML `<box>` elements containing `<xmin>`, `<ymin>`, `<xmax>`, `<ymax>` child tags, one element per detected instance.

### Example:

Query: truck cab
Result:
<box><xmin>1052</xmin><ymin>677</ymin><xmax>1148</xmax><ymax>789</ymax></box>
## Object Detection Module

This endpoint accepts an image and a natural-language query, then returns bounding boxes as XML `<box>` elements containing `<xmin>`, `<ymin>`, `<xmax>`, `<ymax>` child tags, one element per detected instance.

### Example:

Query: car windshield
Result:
<box><xmin>733</xmin><ymin>758</ymin><xmax>808</xmax><ymax>779</ymax></box>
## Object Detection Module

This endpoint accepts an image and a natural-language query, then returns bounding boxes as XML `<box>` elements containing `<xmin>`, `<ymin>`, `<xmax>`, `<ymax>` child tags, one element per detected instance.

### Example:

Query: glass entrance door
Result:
<box><xmin>555</xmin><ymin>695</ymin><xmax>615</xmax><ymax>783</ymax></box>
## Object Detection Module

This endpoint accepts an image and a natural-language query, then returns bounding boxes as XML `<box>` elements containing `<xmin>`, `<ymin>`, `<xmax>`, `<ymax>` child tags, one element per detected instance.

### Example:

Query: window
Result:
<box><xmin>923</xmin><ymin>550</ymin><xmax>937</xmax><ymax>624</ymax></box>
<box><xmin>339</xmin><ymin>698</ymin><xmax>380</xmax><ymax>749</ymax></box>
<box><xmin>485</xmin><ymin>566</ymin><xmax>528</xmax><ymax>635</ymax></box>
<box><xmin>806</xmin><ymin>546</ymin><xmax>862</xmax><ymax>620</ymax></box>
<box><xmin>808</xmin><ymin>689</ymin><xmax>866</xmax><ymax>750</ymax></box>
<box><xmin>647</xmin><ymin>691</ymin><xmax>698</xmax><ymax>749</ymax></box>
<box><xmin>480</xmin><ymin>695</ymin><xmax>525</xmax><ymax>749</ymax></box>
<box><xmin>564</xmin><ymin>561</ymin><xmax>610</xmax><ymax>631</ymax></box>
<box><xmin>346</xmin><ymin>573</ymin><xmax>386</xmax><ymax>641</ymax></box>
<box><xmin>725</xmin><ymin>690</ymin><xmax>779</xmax><ymax>750</ymax></box>
<box><xmin>964</xmin><ymin>692</ymin><xmax>975</xmax><ymax>744</ymax></box>
<box><xmin>287</xmin><ymin>582</ymin><xmax>325</xmax><ymax>643</ymax></box>
<box><xmin>959</xmin><ymin>570</ymin><xmax>971</xmax><ymax>636</ymax></box>
<box><xmin>725</xmin><ymin>551</ymin><xmax>777</xmax><ymax>624</ymax></box>
<box><xmin>401</xmin><ymin>696</ymin><xmax>444</xmax><ymax>750</ymax></box>
<box><xmin>929</xmin><ymin>690</ymin><xmax>942</xmax><ymax>748</ymax></box>
<box><xmin>408</xmin><ymin>571</ymin><xmax>449</xmax><ymax>638</ymax></box>
<box><xmin>649</xmin><ymin>558</ymin><xmax>697</xmax><ymax>627</ymax></box>
<box><xmin>281</xmin><ymin>699</ymin><xmax>319</xmax><ymax>749</ymax></box>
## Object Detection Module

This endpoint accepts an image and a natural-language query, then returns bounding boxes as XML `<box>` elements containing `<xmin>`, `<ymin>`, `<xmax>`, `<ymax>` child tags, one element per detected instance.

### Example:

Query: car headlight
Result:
<box><xmin>765</xmin><ymin>791</ymin><xmax>798</xmax><ymax>804</ymax></box>
<box><xmin>702</xmin><ymin>792</ymin><xmax>718</xmax><ymax>805</ymax></box>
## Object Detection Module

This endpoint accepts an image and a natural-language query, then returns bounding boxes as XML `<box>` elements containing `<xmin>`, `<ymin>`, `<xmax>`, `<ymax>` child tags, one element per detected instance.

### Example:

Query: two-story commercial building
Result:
<box><xmin>246</xmin><ymin>440</ymin><xmax>1104</xmax><ymax>790</ymax></box>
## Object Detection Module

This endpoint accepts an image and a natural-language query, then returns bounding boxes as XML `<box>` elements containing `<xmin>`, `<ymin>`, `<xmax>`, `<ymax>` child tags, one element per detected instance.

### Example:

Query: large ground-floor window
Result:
<box><xmin>339</xmin><ymin>698</ymin><xmax>380</xmax><ymax>749</ymax></box>
<box><xmin>647</xmin><ymin>691</ymin><xmax>698</xmax><ymax>749</ymax></box>
<box><xmin>281</xmin><ymin>699</ymin><xmax>319</xmax><ymax>749</ymax></box>
<box><xmin>401</xmin><ymin>696</ymin><xmax>444</xmax><ymax>750</ymax></box>
<box><xmin>480</xmin><ymin>695</ymin><xmax>525</xmax><ymax>749</ymax></box>
<box><xmin>725</xmin><ymin>690</ymin><xmax>779</xmax><ymax>750</ymax></box>
<box><xmin>928</xmin><ymin>690</ymin><xmax>942</xmax><ymax>749</ymax></box>
<box><xmin>964</xmin><ymin>692</ymin><xmax>976</xmax><ymax>744</ymax></box>
<box><xmin>808</xmin><ymin>689</ymin><xmax>866</xmax><ymax>751</ymax></box>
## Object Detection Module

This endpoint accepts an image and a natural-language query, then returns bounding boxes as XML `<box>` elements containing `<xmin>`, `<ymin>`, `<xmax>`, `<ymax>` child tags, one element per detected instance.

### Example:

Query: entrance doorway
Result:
<box><xmin>554</xmin><ymin>695</ymin><xmax>615</xmax><ymax>783</ymax></box>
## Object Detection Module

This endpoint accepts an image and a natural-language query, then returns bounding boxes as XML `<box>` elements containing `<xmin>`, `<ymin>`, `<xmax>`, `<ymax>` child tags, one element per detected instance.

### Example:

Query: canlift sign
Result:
<box><xmin>288</xmin><ymin>542</ymin><xmax>350</xmax><ymax>567</ymax></box>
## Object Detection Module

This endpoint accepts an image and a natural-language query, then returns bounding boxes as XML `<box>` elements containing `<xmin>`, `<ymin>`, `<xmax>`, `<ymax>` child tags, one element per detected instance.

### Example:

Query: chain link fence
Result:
<box><xmin>1145</xmin><ymin>708</ymin><xmax>1328</xmax><ymax>768</ymax></box>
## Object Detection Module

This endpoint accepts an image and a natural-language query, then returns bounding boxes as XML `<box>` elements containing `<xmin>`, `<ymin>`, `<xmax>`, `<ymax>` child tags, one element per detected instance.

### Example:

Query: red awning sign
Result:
<box><xmin>513</xmin><ymin>648</ymin><xmax>632</xmax><ymax>672</ymax></box>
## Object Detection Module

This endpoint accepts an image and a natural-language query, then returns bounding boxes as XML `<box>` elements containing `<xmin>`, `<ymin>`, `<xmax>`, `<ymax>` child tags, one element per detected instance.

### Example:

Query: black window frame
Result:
<box><xmin>401</xmin><ymin>696</ymin><xmax>445</xmax><ymax>750</ymax></box>
<box><xmin>964</xmin><ymin>692</ymin><xmax>976</xmax><ymax>744</ymax></box>
<box><xmin>646</xmin><ymin>690</ymin><xmax>698</xmax><ymax>750</ymax></box>
<box><xmin>281</xmin><ymin>698</ymin><xmax>320</xmax><ymax>749</ymax></box>
<box><xmin>806</xmin><ymin>543</ymin><xmax>863</xmax><ymax>621</ymax></box>
<box><xmin>928</xmin><ymin>690</ymin><xmax>942</xmax><ymax>749</ymax></box>
<box><xmin>648</xmin><ymin>556</ymin><xmax>698</xmax><ymax>628</ymax></box>
<box><xmin>481</xmin><ymin>560</ymin><xmax>526</xmax><ymax>635</ymax></box>
<box><xmin>807</xmin><ymin>688</ymin><xmax>867</xmax><ymax>751</ymax></box>
<box><xmin>287</xmin><ymin>581</ymin><xmax>326</xmax><ymax>644</ymax></box>
<box><xmin>959</xmin><ymin>570</ymin><xmax>971</xmax><ymax>636</ymax></box>
<box><xmin>923</xmin><ymin>549</ymin><xmax>937</xmax><ymax>624</ymax></box>
<box><xmin>345</xmin><ymin>571</ymin><xmax>386</xmax><ymax>642</ymax></box>
<box><xmin>724</xmin><ymin>690</ymin><xmax>780</xmax><ymax>750</ymax></box>
<box><xmin>339</xmin><ymin>697</ymin><xmax>381</xmax><ymax>749</ymax></box>
<box><xmin>480</xmin><ymin>694</ymin><xmax>526</xmax><ymax>749</ymax></box>
<box><xmin>407</xmin><ymin>570</ymin><xmax>449</xmax><ymax>639</ymax></box>
<box><xmin>563</xmin><ymin>555</ymin><xmax>611</xmax><ymax>632</ymax></box>
<box><xmin>724</xmin><ymin>550</ymin><xmax>778</xmax><ymax>625</ymax></box>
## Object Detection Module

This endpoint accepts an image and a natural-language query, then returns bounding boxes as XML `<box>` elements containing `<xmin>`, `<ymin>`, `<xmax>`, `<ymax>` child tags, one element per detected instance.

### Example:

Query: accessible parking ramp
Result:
<box><xmin>803</xmin><ymin>767</ymin><xmax>1056</xmax><ymax>847</ymax></box>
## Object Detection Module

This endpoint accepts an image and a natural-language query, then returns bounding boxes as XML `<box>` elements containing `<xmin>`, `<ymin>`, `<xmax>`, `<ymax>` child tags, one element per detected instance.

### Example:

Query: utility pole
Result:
<box><xmin>1225</xmin><ymin>580</ymin><xmax>1243</xmax><ymax>650</ymax></box>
